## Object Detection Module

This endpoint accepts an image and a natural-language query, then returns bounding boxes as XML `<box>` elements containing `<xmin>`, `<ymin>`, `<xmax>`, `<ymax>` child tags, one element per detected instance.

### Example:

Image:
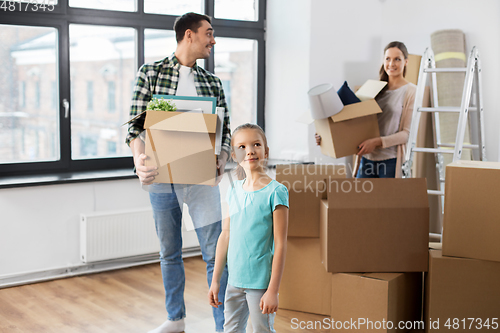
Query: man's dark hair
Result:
<box><xmin>174</xmin><ymin>12</ymin><xmax>212</xmax><ymax>43</ymax></box>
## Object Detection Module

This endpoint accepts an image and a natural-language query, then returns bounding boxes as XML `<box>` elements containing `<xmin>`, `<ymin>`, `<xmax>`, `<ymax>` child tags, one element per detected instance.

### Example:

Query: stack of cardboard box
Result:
<box><xmin>277</xmin><ymin>165</ymin><xmax>430</xmax><ymax>332</ymax></box>
<box><xmin>276</xmin><ymin>164</ymin><xmax>345</xmax><ymax>316</ymax></box>
<box><xmin>425</xmin><ymin>161</ymin><xmax>500</xmax><ymax>332</ymax></box>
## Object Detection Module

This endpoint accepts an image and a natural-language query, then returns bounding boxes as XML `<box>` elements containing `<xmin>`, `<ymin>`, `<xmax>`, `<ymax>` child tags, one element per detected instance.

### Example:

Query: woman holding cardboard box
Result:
<box><xmin>315</xmin><ymin>41</ymin><xmax>416</xmax><ymax>178</ymax></box>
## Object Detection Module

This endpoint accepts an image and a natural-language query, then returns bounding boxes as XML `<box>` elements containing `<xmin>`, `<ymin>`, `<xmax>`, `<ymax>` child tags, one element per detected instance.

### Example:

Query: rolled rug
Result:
<box><xmin>430</xmin><ymin>29</ymin><xmax>471</xmax><ymax>165</ymax></box>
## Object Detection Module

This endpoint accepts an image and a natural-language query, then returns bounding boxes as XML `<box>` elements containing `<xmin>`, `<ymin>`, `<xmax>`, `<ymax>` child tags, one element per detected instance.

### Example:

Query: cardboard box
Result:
<box><xmin>143</xmin><ymin>110</ymin><xmax>218</xmax><ymax>185</ymax></box>
<box><xmin>320</xmin><ymin>178</ymin><xmax>429</xmax><ymax>273</ymax></box>
<box><xmin>275</xmin><ymin>164</ymin><xmax>346</xmax><ymax>237</ymax></box>
<box><xmin>331</xmin><ymin>272</ymin><xmax>423</xmax><ymax>333</ymax></box>
<box><xmin>442</xmin><ymin>161</ymin><xmax>500</xmax><ymax>263</ymax></box>
<box><xmin>425</xmin><ymin>248</ymin><xmax>500</xmax><ymax>332</ymax></box>
<box><xmin>405</xmin><ymin>54</ymin><xmax>422</xmax><ymax>86</ymax></box>
<box><xmin>314</xmin><ymin>80</ymin><xmax>384</xmax><ymax>159</ymax></box>
<box><xmin>279</xmin><ymin>237</ymin><xmax>332</xmax><ymax>315</ymax></box>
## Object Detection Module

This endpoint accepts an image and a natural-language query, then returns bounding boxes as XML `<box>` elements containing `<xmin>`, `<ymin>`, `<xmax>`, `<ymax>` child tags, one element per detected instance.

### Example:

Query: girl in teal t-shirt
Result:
<box><xmin>208</xmin><ymin>123</ymin><xmax>289</xmax><ymax>333</ymax></box>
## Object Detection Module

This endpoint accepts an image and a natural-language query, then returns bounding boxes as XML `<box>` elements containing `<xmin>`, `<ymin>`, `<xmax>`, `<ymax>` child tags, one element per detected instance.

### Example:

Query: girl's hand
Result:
<box><xmin>260</xmin><ymin>290</ymin><xmax>278</xmax><ymax>314</ymax></box>
<box><xmin>208</xmin><ymin>283</ymin><xmax>221</xmax><ymax>308</ymax></box>
<box><xmin>357</xmin><ymin>137</ymin><xmax>382</xmax><ymax>156</ymax></box>
<box><xmin>315</xmin><ymin>133</ymin><xmax>322</xmax><ymax>146</ymax></box>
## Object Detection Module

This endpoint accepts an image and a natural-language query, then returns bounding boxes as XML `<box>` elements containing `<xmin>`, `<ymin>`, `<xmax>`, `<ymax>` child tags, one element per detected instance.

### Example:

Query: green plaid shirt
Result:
<box><xmin>126</xmin><ymin>53</ymin><xmax>231</xmax><ymax>153</ymax></box>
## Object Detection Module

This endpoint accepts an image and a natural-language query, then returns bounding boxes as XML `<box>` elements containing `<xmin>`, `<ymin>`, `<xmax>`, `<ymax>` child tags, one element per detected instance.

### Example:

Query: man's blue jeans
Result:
<box><xmin>149</xmin><ymin>183</ymin><xmax>228</xmax><ymax>332</ymax></box>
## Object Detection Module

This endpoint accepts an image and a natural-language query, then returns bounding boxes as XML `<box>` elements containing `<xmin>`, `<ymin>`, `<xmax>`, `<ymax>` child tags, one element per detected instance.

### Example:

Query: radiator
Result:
<box><xmin>80</xmin><ymin>208</ymin><xmax>160</xmax><ymax>263</ymax></box>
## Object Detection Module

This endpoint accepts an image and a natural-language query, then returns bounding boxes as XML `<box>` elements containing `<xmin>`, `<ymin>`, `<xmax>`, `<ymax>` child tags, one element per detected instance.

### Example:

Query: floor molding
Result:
<box><xmin>0</xmin><ymin>247</ymin><xmax>201</xmax><ymax>289</ymax></box>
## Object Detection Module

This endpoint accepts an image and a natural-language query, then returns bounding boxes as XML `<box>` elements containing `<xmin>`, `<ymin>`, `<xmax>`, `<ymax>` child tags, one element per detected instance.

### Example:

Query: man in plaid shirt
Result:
<box><xmin>127</xmin><ymin>13</ymin><xmax>230</xmax><ymax>333</ymax></box>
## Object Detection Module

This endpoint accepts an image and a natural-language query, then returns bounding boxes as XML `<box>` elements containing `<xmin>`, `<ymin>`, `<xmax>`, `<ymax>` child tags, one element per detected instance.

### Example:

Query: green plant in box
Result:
<box><xmin>146</xmin><ymin>97</ymin><xmax>177</xmax><ymax>111</ymax></box>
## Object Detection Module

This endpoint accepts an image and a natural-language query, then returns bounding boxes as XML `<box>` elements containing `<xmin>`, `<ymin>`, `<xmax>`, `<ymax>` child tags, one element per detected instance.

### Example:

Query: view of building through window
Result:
<box><xmin>0</xmin><ymin>25</ymin><xmax>59</xmax><ymax>164</ymax></box>
<box><xmin>214</xmin><ymin>37</ymin><xmax>257</xmax><ymax>129</ymax></box>
<box><xmin>69</xmin><ymin>24</ymin><xmax>135</xmax><ymax>160</ymax></box>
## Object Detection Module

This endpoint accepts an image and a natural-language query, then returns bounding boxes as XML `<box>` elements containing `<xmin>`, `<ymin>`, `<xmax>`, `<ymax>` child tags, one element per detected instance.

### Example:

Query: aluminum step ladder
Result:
<box><xmin>401</xmin><ymin>46</ymin><xmax>486</xmax><ymax>238</ymax></box>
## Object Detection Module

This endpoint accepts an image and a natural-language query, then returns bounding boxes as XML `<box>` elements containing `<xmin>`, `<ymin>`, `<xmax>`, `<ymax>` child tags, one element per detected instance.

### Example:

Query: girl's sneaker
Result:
<box><xmin>147</xmin><ymin>318</ymin><xmax>185</xmax><ymax>333</ymax></box>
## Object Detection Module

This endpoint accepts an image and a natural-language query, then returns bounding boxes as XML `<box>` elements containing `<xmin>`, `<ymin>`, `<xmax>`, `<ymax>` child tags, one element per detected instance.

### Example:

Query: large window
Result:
<box><xmin>69</xmin><ymin>24</ymin><xmax>134</xmax><ymax>160</ymax></box>
<box><xmin>0</xmin><ymin>25</ymin><xmax>59</xmax><ymax>164</ymax></box>
<box><xmin>0</xmin><ymin>0</ymin><xmax>266</xmax><ymax>179</ymax></box>
<box><xmin>214</xmin><ymin>37</ymin><xmax>258</xmax><ymax>129</ymax></box>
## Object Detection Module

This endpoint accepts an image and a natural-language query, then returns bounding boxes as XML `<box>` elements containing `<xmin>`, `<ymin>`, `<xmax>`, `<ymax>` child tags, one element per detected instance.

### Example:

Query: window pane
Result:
<box><xmin>144</xmin><ymin>0</ymin><xmax>203</xmax><ymax>16</ymax></box>
<box><xmin>69</xmin><ymin>25</ymin><xmax>135</xmax><ymax>160</ymax></box>
<box><xmin>214</xmin><ymin>38</ymin><xmax>257</xmax><ymax>128</ymax></box>
<box><xmin>0</xmin><ymin>25</ymin><xmax>59</xmax><ymax>164</ymax></box>
<box><xmin>144</xmin><ymin>29</ymin><xmax>204</xmax><ymax>69</ymax></box>
<box><xmin>69</xmin><ymin>0</ymin><xmax>136</xmax><ymax>12</ymax></box>
<box><xmin>215</xmin><ymin>0</ymin><xmax>258</xmax><ymax>21</ymax></box>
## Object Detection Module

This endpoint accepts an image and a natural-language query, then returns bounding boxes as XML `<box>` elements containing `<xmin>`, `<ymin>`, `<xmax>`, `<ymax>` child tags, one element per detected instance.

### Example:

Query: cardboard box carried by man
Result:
<box><xmin>125</xmin><ymin>95</ymin><xmax>224</xmax><ymax>186</ymax></box>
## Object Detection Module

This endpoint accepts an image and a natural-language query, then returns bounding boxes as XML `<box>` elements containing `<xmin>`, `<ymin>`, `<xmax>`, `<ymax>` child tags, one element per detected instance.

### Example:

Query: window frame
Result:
<box><xmin>0</xmin><ymin>0</ymin><xmax>267</xmax><ymax>180</ymax></box>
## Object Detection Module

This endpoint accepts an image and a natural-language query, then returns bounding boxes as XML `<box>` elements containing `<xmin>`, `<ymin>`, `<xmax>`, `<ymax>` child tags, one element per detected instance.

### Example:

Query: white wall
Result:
<box><xmin>0</xmin><ymin>176</ymin><xmax>233</xmax><ymax>279</ymax></box>
<box><xmin>265</xmin><ymin>0</ymin><xmax>312</xmax><ymax>162</ymax></box>
<box><xmin>0</xmin><ymin>180</ymin><xmax>151</xmax><ymax>276</ymax></box>
<box><xmin>267</xmin><ymin>0</ymin><xmax>500</xmax><ymax>162</ymax></box>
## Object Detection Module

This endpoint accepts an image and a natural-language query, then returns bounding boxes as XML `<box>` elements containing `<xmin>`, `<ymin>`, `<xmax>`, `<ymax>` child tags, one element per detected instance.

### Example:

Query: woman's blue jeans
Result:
<box><xmin>149</xmin><ymin>183</ymin><xmax>228</xmax><ymax>332</ymax></box>
<box><xmin>357</xmin><ymin>157</ymin><xmax>397</xmax><ymax>178</ymax></box>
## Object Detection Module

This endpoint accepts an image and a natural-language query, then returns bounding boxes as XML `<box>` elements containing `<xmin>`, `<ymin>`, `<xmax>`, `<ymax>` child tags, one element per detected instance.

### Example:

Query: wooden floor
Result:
<box><xmin>0</xmin><ymin>256</ymin><xmax>332</xmax><ymax>333</ymax></box>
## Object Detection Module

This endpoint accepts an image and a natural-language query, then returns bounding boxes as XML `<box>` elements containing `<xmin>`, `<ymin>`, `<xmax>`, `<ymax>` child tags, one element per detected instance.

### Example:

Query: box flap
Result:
<box><xmin>361</xmin><ymin>272</ymin><xmax>401</xmax><ymax>282</ymax></box>
<box><xmin>144</xmin><ymin>111</ymin><xmax>217</xmax><ymax>133</ymax></box>
<box><xmin>330</xmin><ymin>99</ymin><xmax>382</xmax><ymax>122</ymax></box>
<box><xmin>354</xmin><ymin>79</ymin><xmax>387</xmax><ymax>101</ymax></box>
<box><xmin>447</xmin><ymin>160</ymin><xmax>500</xmax><ymax>170</ymax></box>
<box><xmin>327</xmin><ymin>178</ymin><xmax>428</xmax><ymax>209</ymax></box>
<box><xmin>122</xmin><ymin>110</ymin><xmax>146</xmax><ymax>126</ymax></box>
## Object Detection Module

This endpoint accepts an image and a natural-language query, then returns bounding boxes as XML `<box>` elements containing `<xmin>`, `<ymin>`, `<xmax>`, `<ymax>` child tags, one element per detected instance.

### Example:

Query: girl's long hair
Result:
<box><xmin>230</xmin><ymin>123</ymin><xmax>269</xmax><ymax>180</ymax></box>
<box><xmin>379</xmin><ymin>41</ymin><xmax>409</xmax><ymax>82</ymax></box>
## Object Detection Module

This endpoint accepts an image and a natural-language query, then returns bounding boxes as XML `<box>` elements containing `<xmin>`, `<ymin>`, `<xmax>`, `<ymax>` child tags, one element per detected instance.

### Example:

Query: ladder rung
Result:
<box><xmin>424</xmin><ymin>68</ymin><xmax>467</xmax><ymax>73</ymax></box>
<box><xmin>429</xmin><ymin>232</ymin><xmax>442</xmax><ymax>241</ymax></box>
<box><xmin>418</xmin><ymin>107</ymin><xmax>477</xmax><ymax>113</ymax></box>
<box><xmin>438</xmin><ymin>143</ymin><xmax>479</xmax><ymax>149</ymax></box>
<box><xmin>428</xmin><ymin>190</ymin><xmax>444</xmax><ymax>196</ymax></box>
<box><xmin>413</xmin><ymin>147</ymin><xmax>454</xmax><ymax>154</ymax></box>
